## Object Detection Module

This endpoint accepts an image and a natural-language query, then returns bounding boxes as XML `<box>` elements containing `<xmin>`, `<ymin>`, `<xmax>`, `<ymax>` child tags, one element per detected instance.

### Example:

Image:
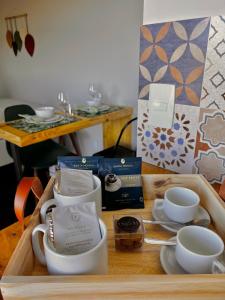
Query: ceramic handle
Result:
<box><xmin>212</xmin><ymin>258</ymin><xmax>225</xmax><ymax>274</ymax></box>
<box><xmin>32</xmin><ymin>224</ymin><xmax>47</xmax><ymax>265</ymax></box>
<box><xmin>40</xmin><ymin>199</ymin><xmax>57</xmax><ymax>223</ymax></box>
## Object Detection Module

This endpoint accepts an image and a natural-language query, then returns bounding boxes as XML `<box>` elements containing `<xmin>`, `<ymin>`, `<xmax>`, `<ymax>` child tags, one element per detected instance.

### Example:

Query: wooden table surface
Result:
<box><xmin>0</xmin><ymin>106</ymin><xmax>133</xmax><ymax>181</ymax></box>
<box><xmin>0</xmin><ymin>106</ymin><xmax>133</xmax><ymax>148</ymax></box>
<box><xmin>142</xmin><ymin>162</ymin><xmax>221</xmax><ymax>193</ymax></box>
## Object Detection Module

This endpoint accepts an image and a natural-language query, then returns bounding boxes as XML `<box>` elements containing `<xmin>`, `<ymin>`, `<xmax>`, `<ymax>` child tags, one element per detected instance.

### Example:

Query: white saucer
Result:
<box><xmin>38</xmin><ymin>115</ymin><xmax>64</xmax><ymax>124</ymax></box>
<box><xmin>160</xmin><ymin>237</ymin><xmax>225</xmax><ymax>274</ymax></box>
<box><xmin>152</xmin><ymin>199</ymin><xmax>210</xmax><ymax>233</ymax></box>
<box><xmin>22</xmin><ymin>114</ymin><xmax>64</xmax><ymax>124</ymax></box>
<box><xmin>80</xmin><ymin>104</ymin><xmax>110</xmax><ymax>113</ymax></box>
<box><xmin>160</xmin><ymin>237</ymin><xmax>187</xmax><ymax>274</ymax></box>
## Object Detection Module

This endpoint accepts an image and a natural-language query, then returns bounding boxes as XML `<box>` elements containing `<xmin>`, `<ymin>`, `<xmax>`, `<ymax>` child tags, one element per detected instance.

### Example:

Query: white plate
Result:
<box><xmin>152</xmin><ymin>199</ymin><xmax>210</xmax><ymax>233</ymax></box>
<box><xmin>97</xmin><ymin>105</ymin><xmax>110</xmax><ymax>112</ymax></box>
<box><xmin>160</xmin><ymin>237</ymin><xmax>187</xmax><ymax>274</ymax></box>
<box><xmin>21</xmin><ymin>114</ymin><xmax>64</xmax><ymax>124</ymax></box>
<box><xmin>79</xmin><ymin>104</ymin><xmax>110</xmax><ymax>113</ymax></box>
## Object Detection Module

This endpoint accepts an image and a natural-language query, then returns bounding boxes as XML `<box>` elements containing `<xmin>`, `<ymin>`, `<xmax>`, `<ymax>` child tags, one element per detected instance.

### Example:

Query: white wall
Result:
<box><xmin>143</xmin><ymin>0</ymin><xmax>225</xmax><ymax>24</ymax></box>
<box><xmin>0</xmin><ymin>45</ymin><xmax>6</xmax><ymax>97</ymax></box>
<box><xmin>0</xmin><ymin>72</ymin><xmax>7</xmax><ymax>96</ymax></box>
<box><xmin>0</xmin><ymin>80</ymin><xmax>5</xmax><ymax>97</ymax></box>
<box><xmin>0</xmin><ymin>52</ymin><xmax>4</xmax><ymax>96</ymax></box>
<box><xmin>0</xmin><ymin>0</ymin><xmax>143</xmax><ymax>155</ymax></box>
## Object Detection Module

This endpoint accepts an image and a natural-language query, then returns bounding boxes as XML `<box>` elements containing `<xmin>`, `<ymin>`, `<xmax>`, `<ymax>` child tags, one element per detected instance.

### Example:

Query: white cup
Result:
<box><xmin>40</xmin><ymin>175</ymin><xmax>102</xmax><ymax>222</ymax></box>
<box><xmin>176</xmin><ymin>226</ymin><xmax>225</xmax><ymax>274</ymax></box>
<box><xmin>163</xmin><ymin>187</ymin><xmax>200</xmax><ymax>223</ymax></box>
<box><xmin>32</xmin><ymin>219</ymin><xmax>108</xmax><ymax>275</ymax></box>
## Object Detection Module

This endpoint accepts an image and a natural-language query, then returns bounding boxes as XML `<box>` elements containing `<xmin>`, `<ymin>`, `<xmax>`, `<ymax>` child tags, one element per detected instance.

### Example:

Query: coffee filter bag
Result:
<box><xmin>47</xmin><ymin>202</ymin><xmax>101</xmax><ymax>255</ymax></box>
<box><xmin>55</xmin><ymin>168</ymin><xmax>94</xmax><ymax>196</ymax></box>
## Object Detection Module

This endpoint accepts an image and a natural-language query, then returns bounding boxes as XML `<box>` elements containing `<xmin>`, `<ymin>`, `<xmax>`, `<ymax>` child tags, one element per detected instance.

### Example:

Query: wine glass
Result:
<box><xmin>57</xmin><ymin>91</ymin><xmax>68</xmax><ymax>114</ymax></box>
<box><xmin>88</xmin><ymin>84</ymin><xmax>102</xmax><ymax>106</ymax></box>
<box><xmin>88</xmin><ymin>83</ymin><xmax>97</xmax><ymax>99</ymax></box>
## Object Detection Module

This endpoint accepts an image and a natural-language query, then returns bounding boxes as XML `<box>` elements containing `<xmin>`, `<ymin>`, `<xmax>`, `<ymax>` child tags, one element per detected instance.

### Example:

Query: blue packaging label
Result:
<box><xmin>58</xmin><ymin>156</ymin><xmax>103</xmax><ymax>175</ymax></box>
<box><xmin>99</xmin><ymin>157</ymin><xmax>144</xmax><ymax>210</ymax></box>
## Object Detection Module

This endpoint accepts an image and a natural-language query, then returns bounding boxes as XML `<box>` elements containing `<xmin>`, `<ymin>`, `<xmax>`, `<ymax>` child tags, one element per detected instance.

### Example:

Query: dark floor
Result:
<box><xmin>0</xmin><ymin>163</ymin><xmax>37</xmax><ymax>229</ymax></box>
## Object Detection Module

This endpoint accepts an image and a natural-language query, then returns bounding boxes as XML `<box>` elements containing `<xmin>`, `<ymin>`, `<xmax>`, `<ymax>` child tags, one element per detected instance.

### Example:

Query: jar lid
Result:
<box><xmin>117</xmin><ymin>216</ymin><xmax>140</xmax><ymax>233</ymax></box>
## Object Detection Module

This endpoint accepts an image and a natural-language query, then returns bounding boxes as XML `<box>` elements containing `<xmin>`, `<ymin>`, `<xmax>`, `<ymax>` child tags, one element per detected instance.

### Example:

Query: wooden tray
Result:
<box><xmin>1</xmin><ymin>174</ymin><xmax>225</xmax><ymax>299</ymax></box>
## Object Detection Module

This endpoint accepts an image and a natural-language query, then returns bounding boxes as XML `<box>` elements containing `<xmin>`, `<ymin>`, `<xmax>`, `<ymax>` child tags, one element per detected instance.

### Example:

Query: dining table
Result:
<box><xmin>0</xmin><ymin>106</ymin><xmax>133</xmax><ymax>181</ymax></box>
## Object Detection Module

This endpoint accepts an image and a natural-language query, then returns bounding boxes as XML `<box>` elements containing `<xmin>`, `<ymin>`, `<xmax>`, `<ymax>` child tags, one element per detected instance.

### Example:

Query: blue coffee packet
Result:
<box><xmin>98</xmin><ymin>157</ymin><xmax>144</xmax><ymax>210</ymax></box>
<box><xmin>58</xmin><ymin>156</ymin><xmax>103</xmax><ymax>175</ymax></box>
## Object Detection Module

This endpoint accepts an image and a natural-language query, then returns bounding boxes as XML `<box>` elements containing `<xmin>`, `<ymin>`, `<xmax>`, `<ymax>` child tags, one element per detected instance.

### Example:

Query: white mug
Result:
<box><xmin>40</xmin><ymin>175</ymin><xmax>102</xmax><ymax>222</ymax></box>
<box><xmin>176</xmin><ymin>226</ymin><xmax>225</xmax><ymax>274</ymax></box>
<box><xmin>32</xmin><ymin>219</ymin><xmax>108</xmax><ymax>275</ymax></box>
<box><xmin>164</xmin><ymin>187</ymin><xmax>200</xmax><ymax>223</ymax></box>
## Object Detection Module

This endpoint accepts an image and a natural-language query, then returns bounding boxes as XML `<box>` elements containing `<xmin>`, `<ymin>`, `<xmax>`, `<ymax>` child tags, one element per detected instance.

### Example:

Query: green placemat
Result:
<box><xmin>74</xmin><ymin>105</ymin><xmax>122</xmax><ymax>118</ymax></box>
<box><xmin>10</xmin><ymin>116</ymin><xmax>78</xmax><ymax>133</ymax></box>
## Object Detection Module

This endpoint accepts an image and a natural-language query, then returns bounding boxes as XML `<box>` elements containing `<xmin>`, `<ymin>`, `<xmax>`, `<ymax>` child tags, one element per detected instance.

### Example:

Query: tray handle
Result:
<box><xmin>14</xmin><ymin>177</ymin><xmax>43</xmax><ymax>231</ymax></box>
<box><xmin>219</xmin><ymin>180</ymin><xmax>225</xmax><ymax>201</ymax></box>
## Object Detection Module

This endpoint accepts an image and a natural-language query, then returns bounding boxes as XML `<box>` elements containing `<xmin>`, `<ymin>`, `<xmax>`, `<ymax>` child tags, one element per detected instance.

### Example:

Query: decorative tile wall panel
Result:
<box><xmin>138</xmin><ymin>16</ymin><xmax>225</xmax><ymax>184</ymax></box>
<box><xmin>200</xmin><ymin>16</ymin><xmax>225</xmax><ymax>109</ymax></box>
<box><xmin>137</xmin><ymin>100</ymin><xmax>199</xmax><ymax>173</ymax></box>
<box><xmin>139</xmin><ymin>17</ymin><xmax>210</xmax><ymax>106</ymax></box>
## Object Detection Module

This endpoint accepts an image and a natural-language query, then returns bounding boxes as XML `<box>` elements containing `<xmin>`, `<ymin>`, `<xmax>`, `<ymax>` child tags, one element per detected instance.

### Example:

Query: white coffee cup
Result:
<box><xmin>175</xmin><ymin>225</ymin><xmax>225</xmax><ymax>274</ymax></box>
<box><xmin>163</xmin><ymin>187</ymin><xmax>200</xmax><ymax>223</ymax></box>
<box><xmin>40</xmin><ymin>175</ymin><xmax>102</xmax><ymax>222</ymax></box>
<box><xmin>32</xmin><ymin>219</ymin><xmax>108</xmax><ymax>275</ymax></box>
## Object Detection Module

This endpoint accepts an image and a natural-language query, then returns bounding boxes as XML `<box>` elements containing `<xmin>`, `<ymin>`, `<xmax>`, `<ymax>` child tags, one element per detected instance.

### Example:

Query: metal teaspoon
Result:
<box><xmin>144</xmin><ymin>238</ymin><xmax>177</xmax><ymax>246</ymax></box>
<box><xmin>142</xmin><ymin>218</ymin><xmax>210</xmax><ymax>227</ymax></box>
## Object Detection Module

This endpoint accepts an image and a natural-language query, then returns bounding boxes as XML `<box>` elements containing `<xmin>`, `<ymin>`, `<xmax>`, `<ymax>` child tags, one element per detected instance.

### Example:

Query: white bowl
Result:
<box><xmin>35</xmin><ymin>106</ymin><xmax>55</xmax><ymax>119</ymax></box>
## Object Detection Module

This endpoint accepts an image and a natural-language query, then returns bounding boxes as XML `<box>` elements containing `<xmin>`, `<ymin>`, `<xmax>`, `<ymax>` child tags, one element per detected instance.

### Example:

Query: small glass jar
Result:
<box><xmin>113</xmin><ymin>215</ymin><xmax>144</xmax><ymax>251</ymax></box>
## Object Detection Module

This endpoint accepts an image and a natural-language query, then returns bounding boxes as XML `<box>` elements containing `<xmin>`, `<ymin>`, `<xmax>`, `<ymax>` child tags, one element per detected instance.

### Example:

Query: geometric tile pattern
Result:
<box><xmin>209</xmin><ymin>24</ymin><xmax>218</xmax><ymax>40</ymax></box>
<box><xmin>194</xmin><ymin>108</ymin><xmax>225</xmax><ymax>183</ymax></box>
<box><xmin>200</xmin><ymin>16</ymin><xmax>225</xmax><ymax>109</ymax></box>
<box><xmin>199</xmin><ymin>111</ymin><xmax>225</xmax><ymax>148</ymax></box>
<box><xmin>137</xmin><ymin>100</ymin><xmax>199</xmax><ymax>173</ymax></box>
<box><xmin>210</xmin><ymin>71</ymin><xmax>225</xmax><ymax>88</ymax></box>
<box><xmin>214</xmin><ymin>39</ymin><xmax>225</xmax><ymax>58</ymax></box>
<box><xmin>194</xmin><ymin>150</ymin><xmax>225</xmax><ymax>183</ymax></box>
<box><xmin>139</xmin><ymin>17</ymin><xmax>210</xmax><ymax>106</ymax></box>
